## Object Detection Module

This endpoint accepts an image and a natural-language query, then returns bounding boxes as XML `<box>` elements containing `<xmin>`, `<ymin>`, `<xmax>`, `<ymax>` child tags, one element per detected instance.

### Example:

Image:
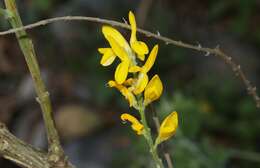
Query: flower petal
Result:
<box><xmin>144</xmin><ymin>74</ymin><xmax>163</xmax><ymax>106</ymax></box>
<box><xmin>129</xmin><ymin>11</ymin><xmax>149</xmax><ymax>60</ymax></box>
<box><xmin>102</xmin><ymin>26</ymin><xmax>129</xmax><ymax>50</ymax></box>
<box><xmin>121</xmin><ymin>88</ymin><xmax>137</xmax><ymax>107</ymax></box>
<box><xmin>132</xmin><ymin>72</ymin><xmax>149</xmax><ymax>95</ymax></box>
<box><xmin>131</xmin><ymin>41</ymin><xmax>149</xmax><ymax>58</ymax></box>
<box><xmin>98</xmin><ymin>48</ymin><xmax>116</xmax><ymax>66</ymax></box>
<box><xmin>121</xmin><ymin>113</ymin><xmax>144</xmax><ymax>135</ymax></box>
<box><xmin>129</xmin><ymin>11</ymin><xmax>137</xmax><ymax>44</ymax></box>
<box><xmin>129</xmin><ymin>65</ymin><xmax>142</xmax><ymax>73</ymax></box>
<box><xmin>158</xmin><ymin>111</ymin><xmax>178</xmax><ymax>143</ymax></box>
<box><xmin>115</xmin><ymin>60</ymin><xmax>129</xmax><ymax>84</ymax></box>
<box><xmin>142</xmin><ymin>45</ymin><xmax>158</xmax><ymax>73</ymax></box>
<box><xmin>98</xmin><ymin>48</ymin><xmax>108</xmax><ymax>54</ymax></box>
<box><xmin>123</xmin><ymin>78</ymin><xmax>135</xmax><ymax>86</ymax></box>
<box><xmin>108</xmin><ymin>80</ymin><xmax>137</xmax><ymax>107</ymax></box>
<box><xmin>106</xmin><ymin>35</ymin><xmax>129</xmax><ymax>61</ymax></box>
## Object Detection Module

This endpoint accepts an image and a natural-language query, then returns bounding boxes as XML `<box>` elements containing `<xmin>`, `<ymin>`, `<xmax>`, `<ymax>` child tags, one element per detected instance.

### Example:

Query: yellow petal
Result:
<box><xmin>142</xmin><ymin>45</ymin><xmax>159</xmax><ymax>73</ymax></box>
<box><xmin>131</xmin><ymin>41</ymin><xmax>149</xmax><ymax>60</ymax></box>
<box><xmin>102</xmin><ymin>26</ymin><xmax>130</xmax><ymax>50</ymax></box>
<box><xmin>98</xmin><ymin>48</ymin><xmax>108</xmax><ymax>54</ymax></box>
<box><xmin>129</xmin><ymin>65</ymin><xmax>142</xmax><ymax>73</ymax></box>
<box><xmin>98</xmin><ymin>48</ymin><xmax>116</xmax><ymax>66</ymax></box>
<box><xmin>131</xmin><ymin>72</ymin><xmax>149</xmax><ymax>95</ymax></box>
<box><xmin>129</xmin><ymin>11</ymin><xmax>149</xmax><ymax>60</ymax></box>
<box><xmin>121</xmin><ymin>88</ymin><xmax>137</xmax><ymax>107</ymax></box>
<box><xmin>115</xmin><ymin>60</ymin><xmax>129</xmax><ymax>84</ymax></box>
<box><xmin>121</xmin><ymin>113</ymin><xmax>144</xmax><ymax>135</ymax></box>
<box><xmin>108</xmin><ymin>80</ymin><xmax>137</xmax><ymax>107</ymax></box>
<box><xmin>157</xmin><ymin>111</ymin><xmax>178</xmax><ymax>143</ymax></box>
<box><xmin>106</xmin><ymin>35</ymin><xmax>128</xmax><ymax>61</ymax></box>
<box><xmin>123</xmin><ymin>78</ymin><xmax>135</xmax><ymax>86</ymax></box>
<box><xmin>144</xmin><ymin>74</ymin><xmax>163</xmax><ymax>106</ymax></box>
<box><xmin>107</xmin><ymin>80</ymin><xmax>117</xmax><ymax>87</ymax></box>
<box><xmin>137</xmin><ymin>54</ymin><xmax>145</xmax><ymax>61</ymax></box>
<box><xmin>129</xmin><ymin>11</ymin><xmax>137</xmax><ymax>44</ymax></box>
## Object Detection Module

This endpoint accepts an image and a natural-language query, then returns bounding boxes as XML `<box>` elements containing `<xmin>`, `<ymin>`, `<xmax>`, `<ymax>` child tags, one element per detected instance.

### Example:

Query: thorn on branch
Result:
<box><xmin>36</xmin><ymin>91</ymin><xmax>50</xmax><ymax>103</ymax></box>
<box><xmin>205</xmin><ymin>51</ymin><xmax>210</xmax><ymax>56</ymax></box>
<box><xmin>157</xmin><ymin>31</ymin><xmax>161</xmax><ymax>36</ymax></box>
<box><xmin>233</xmin><ymin>65</ymin><xmax>241</xmax><ymax>72</ymax></box>
<box><xmin>196</xmin><ymin>42</ymin><xmax>202</xmax><ymax>50</ymax></box>
<box><xmin>227</xmin><ymin>57</ymin><xmax>232</xmax><ymax>61</ymax></box>
<box><xmin>247</xmin><ymin>87</ymin><xmax>257</xmax><ymax>95</ymax></box>
<box><xmin>122</xmin><ymin>17</ymin><xmax>128</xmax><ymax>24</ymax></box>
<box><xmin>177</xmin><ymin>41</ymin><xmax>184</xmax><ymax>45</ymax></box>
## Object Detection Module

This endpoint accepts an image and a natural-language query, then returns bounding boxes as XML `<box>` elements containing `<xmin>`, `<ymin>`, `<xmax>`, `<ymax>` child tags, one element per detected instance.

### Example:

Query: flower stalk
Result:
<box><xmin>138</xmin><ymin>98</ymin><xmax>164</xmax><ymax>168</ymax></box>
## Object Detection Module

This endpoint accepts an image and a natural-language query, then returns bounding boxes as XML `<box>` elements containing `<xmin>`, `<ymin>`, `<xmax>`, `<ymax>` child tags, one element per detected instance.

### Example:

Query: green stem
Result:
<box><xmin>4</xmin><ymin>0</ymin><xmax>64</xmax><ymax>162</ymax></box>
<box><xmin>138</xmin><ymin>99</ymin><xmax>164</xmax><ymax>168</ymax></box>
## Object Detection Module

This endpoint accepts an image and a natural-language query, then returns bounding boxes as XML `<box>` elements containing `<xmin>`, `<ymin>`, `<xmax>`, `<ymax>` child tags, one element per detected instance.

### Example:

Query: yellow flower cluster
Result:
<box><xmin>98</xmin><ymin>11</ymin><xmax>178</xmax><ymax>143</ymax></box>
<box><xmin>98</xmin><ymin>11</ymin><xmax>162</xmax><ymax>108</ymax></box>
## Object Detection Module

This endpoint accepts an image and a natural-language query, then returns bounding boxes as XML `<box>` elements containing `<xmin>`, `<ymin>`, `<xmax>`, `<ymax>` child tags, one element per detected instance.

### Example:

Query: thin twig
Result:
<box><xmin>0</xmin><ymin>15</ymin><xmax>258</xmax><ymax>108</ymax></box>
<box><xmin>164</xmin><ymin>153</ymin><xmax>174</xmax><ymax>168</ymax></box>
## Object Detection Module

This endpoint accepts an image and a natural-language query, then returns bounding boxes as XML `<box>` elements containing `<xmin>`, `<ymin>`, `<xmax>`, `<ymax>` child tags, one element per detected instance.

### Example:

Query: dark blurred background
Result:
<box><xmin>0</xmin><ymin>0</ymin><xmax>260</xmax><ymax>167</ymax></box>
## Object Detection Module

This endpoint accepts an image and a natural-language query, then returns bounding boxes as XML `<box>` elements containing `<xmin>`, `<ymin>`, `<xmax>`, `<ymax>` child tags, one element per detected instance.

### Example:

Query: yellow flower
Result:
<box><xmin>98</xmin><ymin>48</ymin><xmax>116</xmax><ymax>66</ymax></box>
<box><xmin>130</xmin><ymin>45</ymin><xmax>159</xmax><ymax>95</ymax></box>
<box><xmin>108</xmin><ymin>80</ymin><xmax>137</xmax><ymax>107</ymax></box>
<box><xmin>100</xmin><ymin>26</ymin><xmax>140</xmax><ymax>84</ymax></box>
<box><xmin>102</xmin><ymin>26</ymin><xmax>132</xmax><ymax>56</ymax></box>
<box><xmin>129</xmin><ymin>11</ymin><xmax>149</xmax><ymax>61</ymax></box>
<box><xmin>144</xmin><ymin>74</ymin><xmax>163</xmax><ymax>106</ymax></box>
<box><xmin>121</xmin><ymin>113</ymin><xmax>144</xmax><ymax>135</ymax></box>
<box><xmin>157</xmin><ymin>111</ymin><xmax>178</xmax><ymax>143</ymax></box>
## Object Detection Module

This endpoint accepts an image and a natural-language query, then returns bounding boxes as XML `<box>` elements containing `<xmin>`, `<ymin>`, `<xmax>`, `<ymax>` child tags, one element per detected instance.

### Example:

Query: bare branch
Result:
<box><xmin>0</xmin><ymin>16</ymin><xmax>258</xmax><ymax>108</ymax></box>
<box><xmin>3</xmin><ymin>1</ymin><xmax>74</xmax><ymax>167</ymax></box>
<box><xmin>0</xmin><ymin>122</ymin><xmax>49</xmax><ymax>168</ymax></box>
